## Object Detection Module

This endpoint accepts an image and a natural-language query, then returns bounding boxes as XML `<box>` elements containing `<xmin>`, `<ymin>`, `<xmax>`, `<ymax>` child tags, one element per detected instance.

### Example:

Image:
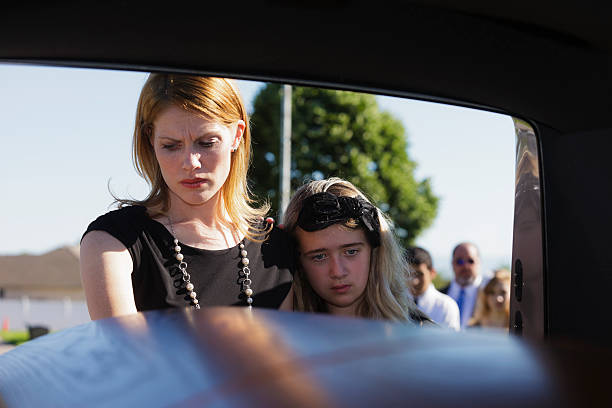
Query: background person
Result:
<box><xmin>405</xmin><ymin>246</ymin><xmax>460</xmax><ymax>331</ymax></box>
<box><xmin>440</xmin><ymin>242</ymin><xmax>484</xmax><ymax>329</ymax></box>
<box><xmin>282</xmin><ymin>177</ymin><xmax>431</xmax><ymax>325</ymax></box>
<box><xmin>80</xmin><ymin>74</ymin><xmax>293</xmax><ymax>320</ymax></box>
<box><xmin>468</xmin><ymin>268</ymin><xmax>511</xmax><ymax>330</ymax></box>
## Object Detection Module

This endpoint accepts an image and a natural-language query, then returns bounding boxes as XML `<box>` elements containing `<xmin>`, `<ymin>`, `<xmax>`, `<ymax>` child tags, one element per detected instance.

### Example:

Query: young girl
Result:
<box><xmin>282</xmin><ymin>177</ymin><xmax>430</xmax><ymax>324</ymax></box>
<box><xmin>468</xmin><ymin>269</ymin><xmax>511</xmax><ymax>330</ymax></box>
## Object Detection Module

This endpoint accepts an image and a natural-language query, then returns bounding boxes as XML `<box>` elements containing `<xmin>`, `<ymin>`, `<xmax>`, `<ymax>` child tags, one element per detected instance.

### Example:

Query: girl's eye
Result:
<box><xmin>161</xmin><ymin>143</ymin><xmax>179</xmax><ymax>150</ymax></box>
<box><xmin>345</xmin><ymin>248</ymin><xmax>359</xmax><ymax>256</ymax></box>
<box><xmin>311</xmin><ymin>253</ymin><xmax>327</xmax><ymax>262</ymax></box>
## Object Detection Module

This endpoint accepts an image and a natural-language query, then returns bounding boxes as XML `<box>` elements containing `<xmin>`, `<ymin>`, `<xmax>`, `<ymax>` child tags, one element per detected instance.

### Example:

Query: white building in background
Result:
<box><xmin>0</xmin><ymin>245</ymin><xmax>83</xmax><ymax>300</ymax></box>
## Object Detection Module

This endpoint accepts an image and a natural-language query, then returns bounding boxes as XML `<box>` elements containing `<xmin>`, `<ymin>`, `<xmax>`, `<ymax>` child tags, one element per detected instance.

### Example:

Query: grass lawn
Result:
<box><xmin>0</xmin><ymin>330</ymin><xmax>29</xmax><ymax>345</ymax></box>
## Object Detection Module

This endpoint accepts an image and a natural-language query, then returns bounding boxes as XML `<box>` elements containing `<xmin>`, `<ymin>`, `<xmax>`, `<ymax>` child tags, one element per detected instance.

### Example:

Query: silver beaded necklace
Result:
<box><xmin>167</xmin><ymin>216</ymin><xmax>253</xmax><ymax>309</ymax></box>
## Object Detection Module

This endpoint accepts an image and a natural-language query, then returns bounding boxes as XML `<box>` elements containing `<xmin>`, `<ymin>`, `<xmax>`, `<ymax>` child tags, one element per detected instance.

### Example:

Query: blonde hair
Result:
<box><xmin>283</xmin><ymin>177</ymin><xmax>417</xmax><ymax>322</ymax></box>
<box><xmin>469</xmin><ymin>268</ymin><xmax>511</xmax><ymax>328</ymax></box>
<box><xmin>118</xmin><ymin>73</ymin><xmax>269</xmax><ymax>239</ymax></box>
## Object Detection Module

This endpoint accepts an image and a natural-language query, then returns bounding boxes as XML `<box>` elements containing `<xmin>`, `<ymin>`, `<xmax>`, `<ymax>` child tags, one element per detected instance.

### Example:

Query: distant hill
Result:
<box><xmin>0</xmin><ymin>246</ymin><xmax>83</xmax><ymax>299</ymax></box>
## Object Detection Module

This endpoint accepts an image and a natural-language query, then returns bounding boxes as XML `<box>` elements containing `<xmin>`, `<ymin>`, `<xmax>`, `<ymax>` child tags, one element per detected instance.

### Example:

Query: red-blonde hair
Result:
<box><xmin>118</xmin><ymin>73</ymin><xmax>269</xmax><ymax>238</ymax></box>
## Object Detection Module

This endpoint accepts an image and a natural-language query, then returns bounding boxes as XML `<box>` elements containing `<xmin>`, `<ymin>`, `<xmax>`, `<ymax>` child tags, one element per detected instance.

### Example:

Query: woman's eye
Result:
<box><xmin>197</xmin><ymin>137</ymin><xmax>219</xmax><ymax>148</ymax></box>
<box><xmin>161</xmin><ymin>143</ymin><xmax>178</xmax><ymax>150</ymax></box>
<box><xmin>345</xmin><ymin>248</ymin><xmax>359</xmax><ymax>256</ymax></box>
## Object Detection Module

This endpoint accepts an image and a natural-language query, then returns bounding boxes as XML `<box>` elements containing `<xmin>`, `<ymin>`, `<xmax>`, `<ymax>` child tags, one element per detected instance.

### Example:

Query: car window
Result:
<box><xmin>0</xmin><ymin>64</ymin><xmax>517</xmax><ymax>334</ymax></box>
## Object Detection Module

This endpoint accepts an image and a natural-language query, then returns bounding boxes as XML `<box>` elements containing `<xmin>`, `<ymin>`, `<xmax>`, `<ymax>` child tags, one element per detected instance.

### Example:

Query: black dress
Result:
<box><xmin>82</xmin><ymin>205</ymin><xmax>293</xmax><ymax>311</ymax></box>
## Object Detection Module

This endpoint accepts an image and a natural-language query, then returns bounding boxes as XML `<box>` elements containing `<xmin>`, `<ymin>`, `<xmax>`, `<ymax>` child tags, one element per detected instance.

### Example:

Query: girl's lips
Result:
<box><xmin>181</xmin><ymin>178</ymin><xmax>207</xmax><ymax>188</ymax></box>
<box><xmin>331</xmin><ymin>284</ymin><xmax>351</xmax><ymax>294</ymax></box>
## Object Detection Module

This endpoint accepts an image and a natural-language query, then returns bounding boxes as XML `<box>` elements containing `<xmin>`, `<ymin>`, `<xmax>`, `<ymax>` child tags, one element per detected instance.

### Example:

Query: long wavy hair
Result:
<box><xmin>117</xmin><ymin>73</ymin><xmax>269</xmax><ymax>239</ymax></box>
<box><xmin>283</xmin><ymin>177</ymin><xmax>417</xmax><ymax>321</ymax></box>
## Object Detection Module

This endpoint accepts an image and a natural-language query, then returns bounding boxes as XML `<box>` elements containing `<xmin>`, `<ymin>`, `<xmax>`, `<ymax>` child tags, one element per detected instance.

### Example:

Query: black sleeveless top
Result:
<box><xmin>82</xmin><ymin>206</ymin><xmax>293</xmax><ymax>311</ymax></box>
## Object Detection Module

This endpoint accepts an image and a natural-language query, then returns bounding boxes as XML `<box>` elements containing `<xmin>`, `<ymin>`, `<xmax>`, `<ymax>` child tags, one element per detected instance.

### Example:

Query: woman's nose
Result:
<box><xmin>183</xmin><ymin>150</ymin><xmax>201</xmax><ymax>170</ymax></box>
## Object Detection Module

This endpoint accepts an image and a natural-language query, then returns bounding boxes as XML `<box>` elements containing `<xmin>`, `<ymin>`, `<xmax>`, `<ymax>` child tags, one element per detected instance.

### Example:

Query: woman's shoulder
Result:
<box><xmin>87</xmin><ymin>205</ymin><xmax>148</xmax><ymax>229</ymax></box>
<box><xmin>247</xmin><ymin>218</ymin><xmax>287</xmax><ymax>247</ymax></box>
<box><xmin>82</xmin><ymin>205</ymin><xmax>151</xmax><ymax>246</ymax></box>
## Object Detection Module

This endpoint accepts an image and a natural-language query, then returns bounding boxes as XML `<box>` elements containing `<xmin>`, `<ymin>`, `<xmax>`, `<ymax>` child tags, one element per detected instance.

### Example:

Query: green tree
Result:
<box><xmin>249</xmin><ymin>84</ymin><xmax>438</xmax><ymax>246</ymax></box>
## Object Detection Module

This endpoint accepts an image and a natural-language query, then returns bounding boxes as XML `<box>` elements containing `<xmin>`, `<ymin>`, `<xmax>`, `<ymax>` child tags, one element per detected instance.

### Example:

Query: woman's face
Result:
<box><xmin>295</xmin><ymin>223</ymin><xmax>371</xmax><ymax>317</ymax></box>
<box><xmin>152</xmin><ymin>105</ymin><xmax>244</xmax><ymax>209</ymax></box>
<box><xmin>486</xmin><ymin>280</ymin><xmax>510</xmax><ymax>312</ymax></box>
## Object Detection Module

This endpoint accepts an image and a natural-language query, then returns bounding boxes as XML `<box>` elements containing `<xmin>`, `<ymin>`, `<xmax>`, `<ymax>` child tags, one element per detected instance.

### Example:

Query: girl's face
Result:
<box><xmin>486</xmin><ymin>280</ymin><xmax>510</xmax><ymax>312</ymax></box>
<box><xmin>152</xmin><ymin>105</ymin><xmax>244</xmax><ymax>209</ymax></box>
<box><xmin>295</xmin><ymin>223</ymin><xmax>371</xmax><ymax>317</ymax></box>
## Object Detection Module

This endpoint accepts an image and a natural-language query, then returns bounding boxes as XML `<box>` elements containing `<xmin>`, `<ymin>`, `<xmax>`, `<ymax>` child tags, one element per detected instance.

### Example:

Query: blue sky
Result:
<box><xmin>0</xmin><ymin>64</ymin><xmax>515</xmax><ymax>279</ymax></box>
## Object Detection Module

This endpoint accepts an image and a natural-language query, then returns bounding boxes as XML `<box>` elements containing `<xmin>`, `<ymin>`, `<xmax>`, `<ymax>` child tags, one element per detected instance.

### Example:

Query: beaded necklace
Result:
<box><xmin>167</xmin><ymin>216</ymin><xmax>253</xmax><ymax>309</ymax></box>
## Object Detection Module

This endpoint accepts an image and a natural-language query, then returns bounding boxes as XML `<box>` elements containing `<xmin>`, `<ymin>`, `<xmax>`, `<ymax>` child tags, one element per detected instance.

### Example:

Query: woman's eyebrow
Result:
<box><xmin>156</xmin><ymin>127</ymin><xmax>219</xmax><ymax>139</ymax></box>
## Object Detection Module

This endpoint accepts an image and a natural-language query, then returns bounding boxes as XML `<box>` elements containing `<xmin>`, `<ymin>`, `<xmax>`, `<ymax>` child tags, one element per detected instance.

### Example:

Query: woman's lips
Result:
<box><xmin>181</xmin><ymin>178</ymin><xmax>207</xmax><ymax>188</ymax></box>
<box><xmin>331</xmin><ymin>284</ymin><xmax>351</xmax><ymax>294</ymax></box>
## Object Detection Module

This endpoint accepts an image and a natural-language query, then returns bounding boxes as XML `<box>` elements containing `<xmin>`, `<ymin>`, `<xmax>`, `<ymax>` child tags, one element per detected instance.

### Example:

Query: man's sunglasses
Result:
<box><xmin>454</xmin><ymin>258</ymin><xmax>475</xmax><ymax>266</ymax></box>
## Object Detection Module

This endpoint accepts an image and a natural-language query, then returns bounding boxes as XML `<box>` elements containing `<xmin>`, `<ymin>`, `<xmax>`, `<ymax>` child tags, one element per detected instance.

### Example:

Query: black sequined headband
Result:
<box><xmin>296</xmin><ymin>191</ymin><xmax>381</xmax><ymax>248</ymax></box>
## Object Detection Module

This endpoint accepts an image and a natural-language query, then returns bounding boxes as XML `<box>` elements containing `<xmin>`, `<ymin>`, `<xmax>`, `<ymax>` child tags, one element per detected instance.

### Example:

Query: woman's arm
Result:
<box><xmin>79</xmin><ymin>230</ymin><xmax>137</xmax><ymax>320</ymax></box>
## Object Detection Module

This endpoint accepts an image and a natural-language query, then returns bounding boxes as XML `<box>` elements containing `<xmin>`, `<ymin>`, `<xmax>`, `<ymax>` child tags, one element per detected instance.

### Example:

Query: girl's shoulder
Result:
<box><xmin>259</xmin><ymin>223</ymin><xmax>294</xmax><ymax>271</ymax></box>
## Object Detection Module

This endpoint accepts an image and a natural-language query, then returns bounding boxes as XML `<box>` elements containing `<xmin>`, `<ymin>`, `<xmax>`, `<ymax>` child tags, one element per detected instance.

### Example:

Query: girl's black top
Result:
<box><xmin>82</xmin><ymin>205</ymin><xmax>293</xmax><ymax>311</ymax></box>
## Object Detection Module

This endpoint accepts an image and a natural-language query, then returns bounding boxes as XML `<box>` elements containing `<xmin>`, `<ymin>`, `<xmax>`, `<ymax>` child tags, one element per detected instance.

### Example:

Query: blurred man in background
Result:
<box><xmin>440</xmin><ymin>242</ymin><xmax>484</xmax><ymax>329</ymax></box>
<box><xmin>406</xmin><ymin>246</ymin><xmax>460</xmax><ymax>331</ymax></box>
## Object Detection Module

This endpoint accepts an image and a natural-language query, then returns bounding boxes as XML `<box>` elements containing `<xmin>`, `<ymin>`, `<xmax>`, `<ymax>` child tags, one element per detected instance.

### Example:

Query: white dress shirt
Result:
<box><xmin>447</xmin><ymin>275</ymin><xmax>484</xmax><ymax>329</ymax></box>
<box><xmin>410</xmin><ymin>285</ymin><xmax>461</xmax><ymax>331</ymax></box>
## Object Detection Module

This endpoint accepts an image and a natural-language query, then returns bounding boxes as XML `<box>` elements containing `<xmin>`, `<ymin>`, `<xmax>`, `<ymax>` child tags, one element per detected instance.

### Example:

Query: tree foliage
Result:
<box><xmin>249</xmin><ymin>84</ymin><xmax>438</xmax><ymax>246</ymax></box>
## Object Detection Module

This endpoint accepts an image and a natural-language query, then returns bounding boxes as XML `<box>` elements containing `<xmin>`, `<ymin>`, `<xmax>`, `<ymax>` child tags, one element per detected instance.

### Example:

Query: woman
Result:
<box><xmin>282</xmin><ymin>177</ymin><xmax>430</xmax><ymax>324</ymax></box>
<box><xmin>468</xmin><ymin>269</ymin><xmax>511</xmax><ymax>330</ymax></box>
<box><xmin>80</xmin><ymin>74</ymin><xmax>293</xmax><ymax>320</ymax></box>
